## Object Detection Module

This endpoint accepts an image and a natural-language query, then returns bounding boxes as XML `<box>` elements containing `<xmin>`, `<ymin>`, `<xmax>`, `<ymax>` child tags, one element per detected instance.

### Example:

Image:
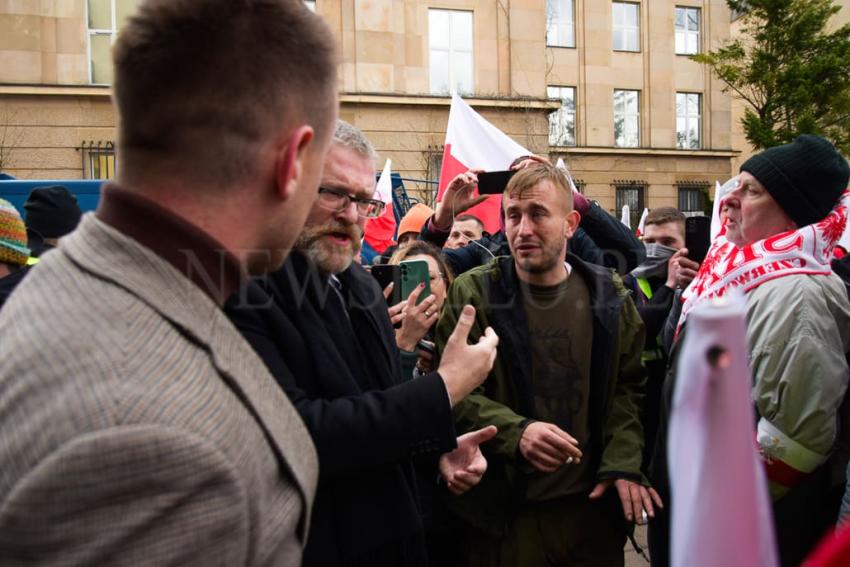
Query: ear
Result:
<box><xmin>565</xmin><ymin>210</ymin><xmax>580</xmax><ymax>239</ymax></box>
<box><xmin>275</xmin><ymin>125</ymin><xmax>316</xmax><ymax>202</ymax></box>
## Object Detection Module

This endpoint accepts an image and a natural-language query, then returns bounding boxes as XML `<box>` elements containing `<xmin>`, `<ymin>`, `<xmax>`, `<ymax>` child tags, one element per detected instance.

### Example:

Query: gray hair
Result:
<box><xmin>333</xmin><ymin>120</ymin><xmax>378</xmax><ymax>162</ymax></box>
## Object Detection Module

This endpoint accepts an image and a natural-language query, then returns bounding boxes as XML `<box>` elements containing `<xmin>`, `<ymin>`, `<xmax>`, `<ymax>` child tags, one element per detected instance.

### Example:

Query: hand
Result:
<box><xmin>438</xmin><ymin>305</ymin><xmax>499</xmax><ymax>406</ymax></box>
<box><xmin>518</xmin><ymin>422</ymin><xmax>582</xmax><ymax>472</ymax></box>
<box><xmin>433</xmin><ymin>169</ymin><xmax>487</xmax><ymax>230</ymax></box>
<box><xmin>390</xmin><ymin>284</ymin><xmax>438</xmax><ymax>351</ymax></box>
<box><xmin>666</xmin><ymin>248</ymin><xmax>700</xmax><ymax>290</ymax></box>
<box><xmin>589</xmin><ymin>479</ymin><xmax>664</xmax><ymax>524</ymax></box>
<box><xmin>415</xmin><ymin>348</ymin><xmax>434</xmax><ymax>374</ymax></box>
<box><xmin>509</xmin><ymin>154</ymin><xmax>551</xmax><ymax>170</ymax></box>
<box><xmin>439</xmin><ymin>425</ymin><xmax>498</xmax><ymax>495</ymax></box>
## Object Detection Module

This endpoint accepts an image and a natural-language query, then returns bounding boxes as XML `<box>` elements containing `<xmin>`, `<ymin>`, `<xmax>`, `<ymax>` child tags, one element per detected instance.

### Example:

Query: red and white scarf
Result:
<box><xmin>677</xmin><ymin>190</ymin><xmax>850</xmax><ymax>333</ymax></box>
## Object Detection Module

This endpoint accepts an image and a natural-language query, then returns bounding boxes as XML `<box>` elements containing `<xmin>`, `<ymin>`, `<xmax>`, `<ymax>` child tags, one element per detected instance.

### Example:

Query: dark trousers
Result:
<box><xmin>461</xmin><ymin>492</ymin><xmax>627</xmax><ymax>567</ymax></box>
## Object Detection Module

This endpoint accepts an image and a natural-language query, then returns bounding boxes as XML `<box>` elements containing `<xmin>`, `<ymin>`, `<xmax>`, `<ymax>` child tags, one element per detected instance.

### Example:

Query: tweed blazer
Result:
<box><xmin>0</xmin><ymin>215</ymin><xmax>318</xmax><ymax>566</ymax></box>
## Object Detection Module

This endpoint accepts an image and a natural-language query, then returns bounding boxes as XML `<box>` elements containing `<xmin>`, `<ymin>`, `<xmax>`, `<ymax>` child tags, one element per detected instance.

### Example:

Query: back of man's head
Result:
<box><xmin>113</xmin><ymin>0</ymin><xmax>337</xmax><ymax>190</ymax></box>
<box><xmin>24</xmin><ymin>186</ymin><xmax>83</xmax><ymax>240</ymax></box>
<box><xmin>645</xmin><ymin>207</ymin><xmax>685</xmax><ymax>230</ymax></box>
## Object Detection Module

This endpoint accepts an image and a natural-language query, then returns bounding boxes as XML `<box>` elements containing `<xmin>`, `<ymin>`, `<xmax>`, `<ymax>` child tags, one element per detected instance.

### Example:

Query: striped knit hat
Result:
<box><xmin>0</xmin><ymin>199</ymin><xmax>30</xmax><ymax>266</ymax></box>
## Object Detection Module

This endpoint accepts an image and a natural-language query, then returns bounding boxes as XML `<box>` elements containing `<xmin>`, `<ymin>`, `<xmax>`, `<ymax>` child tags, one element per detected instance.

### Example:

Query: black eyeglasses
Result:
<box><xmin>317</xmin><ymin>187</ymin><xmax>385</xmax><ymax>218</ymax></box>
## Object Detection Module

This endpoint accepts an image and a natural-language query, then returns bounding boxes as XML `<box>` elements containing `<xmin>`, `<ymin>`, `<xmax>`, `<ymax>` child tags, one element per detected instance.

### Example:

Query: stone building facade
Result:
<box><xmin>0</xmin><ymin>0</ymin><xmax>761</xmax><ymax>219</ymax></box>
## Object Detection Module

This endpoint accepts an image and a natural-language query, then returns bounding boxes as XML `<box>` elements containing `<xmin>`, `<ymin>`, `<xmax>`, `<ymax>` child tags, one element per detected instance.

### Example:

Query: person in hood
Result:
<box><xmin>23</xmin><ymin>185</ymin><xmax>82</xmax><ymax>260</ymax></box>
<box><xmin>0</xmin><ymin>199</ymin><xmax>31</xmax><ymax>310</ymax></box>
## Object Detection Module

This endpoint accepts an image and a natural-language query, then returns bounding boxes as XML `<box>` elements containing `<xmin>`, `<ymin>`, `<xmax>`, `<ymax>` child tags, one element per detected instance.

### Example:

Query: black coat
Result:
<box><xmin>0</xmin><ymin>267</ymin><xmax>30</xmax><ymax>311</ymax></box>
<box><xmin>225</xmin><ymin>251</ymin><xmax>457</xmax><ymax>567</ymax></box>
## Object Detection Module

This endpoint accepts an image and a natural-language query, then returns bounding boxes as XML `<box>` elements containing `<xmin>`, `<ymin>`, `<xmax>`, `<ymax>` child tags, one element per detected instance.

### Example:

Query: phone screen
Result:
<box><xmin>371</xmin><ymin>264</ymin><xmax>401</xmax><ymax>305</ymax></box>
<box><xmin>685</xmin><ymin>216</ymin><xmax>711</xmax><ymax>265</ymax></box>
<box><xmin>399</xmin><ymin>260</ymin><xmax>431</xmax><ymax>305</ymax></box>
<box><xmin>477</xmin><ymin>170</ymin><xmax>517</xmax><ymax>195</ymax></box>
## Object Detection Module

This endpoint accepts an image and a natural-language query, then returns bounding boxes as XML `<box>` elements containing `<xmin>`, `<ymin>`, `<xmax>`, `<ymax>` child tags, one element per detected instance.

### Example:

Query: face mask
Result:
<box><xmin>631</xmin><ymin>242</ymin><xmax>678</xmax><ymax>279</ymax></box>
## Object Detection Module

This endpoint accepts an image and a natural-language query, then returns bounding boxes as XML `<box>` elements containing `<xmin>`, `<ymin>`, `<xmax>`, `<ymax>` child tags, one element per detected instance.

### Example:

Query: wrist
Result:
<box><xmin>396</xmin><ymin>330</ymin><xmax>418</xmax><ymax>352</ymax></box>
<box><xmin>431</xmin><ymin>210</ymin><xmax>453</xmax><ymax>232</ymax></box>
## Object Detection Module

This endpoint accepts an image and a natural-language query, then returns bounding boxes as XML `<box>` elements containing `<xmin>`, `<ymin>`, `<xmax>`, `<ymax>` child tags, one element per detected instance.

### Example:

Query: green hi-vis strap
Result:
<box><xmin>26</xmin><ymin>256</ymin><xmax>40</xmax><ymax>266</ymax></box>
<box><xmin>637</xmin><ymin>277</ymin><xmax>653</xmax><ymax>300</ymax></box>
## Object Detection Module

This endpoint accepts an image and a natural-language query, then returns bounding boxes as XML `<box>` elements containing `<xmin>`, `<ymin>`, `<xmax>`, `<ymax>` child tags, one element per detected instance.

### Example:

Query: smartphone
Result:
<box><xmin>477</xmin><ymin>170</ymin><xmax>516</xmax><ymax>195</ymax></box>
<box><xmin>417</xmin><ymin>339</ymin><xmax>435</xmax><ymax>355</ymax></box>
<box><xmin>371</xmin><ymin>264</ymin><xmax>401</xmax><ymax>305</ymax></box>
<box><xmin>399</xmin><ymin>259</ymin><xmax>431</xmax><ymax>305</ymax></box>
<box><xmin>685</xmin><ymin>215</ymin><xmax>711</xmax><ymax>264</ymax></box>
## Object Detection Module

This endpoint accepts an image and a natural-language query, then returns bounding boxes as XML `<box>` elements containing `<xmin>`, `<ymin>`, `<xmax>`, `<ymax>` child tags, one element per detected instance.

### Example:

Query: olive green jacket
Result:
<box><xmin>435</xmin><ymin>255</ymin><xmax>647</xmax><ymax>535</ymax></box>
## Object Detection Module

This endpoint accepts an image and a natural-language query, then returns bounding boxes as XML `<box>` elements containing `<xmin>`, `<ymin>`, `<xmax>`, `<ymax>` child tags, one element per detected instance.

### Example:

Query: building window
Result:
<box><xmin>79</xmin><ymin>140</ymin><xmax>116</xmax><ymax>180</ymax></box>
<box><xmin>547</xmin><ymin>0</ymin><xmax>575</xmax><ymax>48</ymax></box>
<box><xmin>676</xmin><ymin>92</ymin><xmax>701</xmax><ymax>149</ymax></box>
<box><xmin>614</xmin><ymin>89</ymin><xmax>640</xmax><ymax>148</ymax></box>
<box><xmin>87</xmin><ymin>0</ymin><xmax>140</xmax><ymax>84</ymax></box>
<box><xmin>612</xmin><ymin>2</ymin><xmax>640</xmax><ymax>52</ymax></box>
<box><xmin>615</xmin><ymin>181</ymin><xmax>645</xmax><ymax>228</ymax></box>
<box><xmin>678</xmin><ymin>182</ymin><xmax>709</xmax><ymax>215</ymax></box>
<box><xmin>675</xmin><ymin>6</ymin><xmax>700</xmax><ymax>55</ymax></box>
<box><xmin>573</xmin><ymin>178</ymin><xmax>586</xmax><ymax>194</ymax></box>
<box><xmin>548</xmin><ymin>86</ymin><xmax>577</xmax><ymax>146</ymax></box>
<box><xmin>304</xmin><ymin>1</ymin><xmax>316</xmax><ymax>11</ymax></box>
<box><xmin>429</xmin><ymin>9</ymin><xmax>474</xmax><ymax>95</ymax></box>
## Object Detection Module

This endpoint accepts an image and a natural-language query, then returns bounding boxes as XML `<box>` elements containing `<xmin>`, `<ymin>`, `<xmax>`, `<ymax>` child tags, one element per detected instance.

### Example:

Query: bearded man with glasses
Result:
<box><xmin>226</xmin><ymin>120</ymin><xmax>500</xmax><ymax>567</ymax></box>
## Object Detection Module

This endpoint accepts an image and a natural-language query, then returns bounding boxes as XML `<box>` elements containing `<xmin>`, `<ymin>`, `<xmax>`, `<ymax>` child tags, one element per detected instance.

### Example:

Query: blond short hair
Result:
<box><xmin>505</xmin><ymin>163</ymin><xmax>574</xmax><ymax>211</ymax></box>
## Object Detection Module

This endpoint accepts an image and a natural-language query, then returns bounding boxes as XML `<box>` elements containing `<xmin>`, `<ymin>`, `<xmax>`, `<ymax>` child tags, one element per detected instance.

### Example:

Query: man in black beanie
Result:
<box><xmin>24</xmin><ymin>185</ymin><xmax>83</xmax><ymax>259</ymax></box>
<box><xmin>650</xmin><ymin>135</ymin><xmax>850</xmax><ymax>567</ymax></box>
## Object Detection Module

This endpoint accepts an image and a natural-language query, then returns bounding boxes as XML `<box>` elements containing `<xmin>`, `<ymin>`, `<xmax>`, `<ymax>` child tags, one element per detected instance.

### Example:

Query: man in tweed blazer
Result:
<box><xmin>0</xmin><ymin>1</ymin><xmax>338</xmax><ymax>565</ymax></box>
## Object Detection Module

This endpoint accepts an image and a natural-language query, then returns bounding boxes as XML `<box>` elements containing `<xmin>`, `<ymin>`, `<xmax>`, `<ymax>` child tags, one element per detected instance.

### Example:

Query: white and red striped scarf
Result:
<box><xmin>676</xmin><ymin>190</ymin><xmax>850</xmax><ymax>334</ymax></box>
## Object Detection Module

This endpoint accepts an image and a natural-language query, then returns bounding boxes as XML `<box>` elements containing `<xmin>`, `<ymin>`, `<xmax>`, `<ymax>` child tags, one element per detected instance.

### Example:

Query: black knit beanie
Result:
<box><xmin>740</xmin><ymin>135</ymin><xmax>850</xmax><ymax>227</ymax></box>
<box><xmin>23</xmin><ymin>185</ymin><xmax>83</xmax><ymax>238</ymax></box>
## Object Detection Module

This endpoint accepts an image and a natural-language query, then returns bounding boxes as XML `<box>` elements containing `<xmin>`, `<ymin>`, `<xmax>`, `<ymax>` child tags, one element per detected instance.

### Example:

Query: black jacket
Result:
<box><xmin>420</xmin><ymin>201</ymin><xmax>645</xmax><ymax>276</ymax></box>
<box><xmin>0</xmin><ymin>267</ymin><xmax>30</xmax><ymax>311</ymax></box>
<box><xmin>225</xmin><ymin>251</ymin><xmax>457</xmax><ymax>566</ymax></box>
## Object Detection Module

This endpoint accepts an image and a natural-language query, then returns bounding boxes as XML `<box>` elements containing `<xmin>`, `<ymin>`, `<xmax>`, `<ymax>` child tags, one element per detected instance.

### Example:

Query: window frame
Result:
<box><xmin>675</xmin><ymin>6</ymin><xmax>701</xmax><ymax>55</ymax></box>
<box><xmin>615</xmin><ymin>181</ymin><xmax>646</xmax><ymax>228</ymax></box>
<box><xmin>677</xmin><ymin>182</ymin><xmax>709</xmax><ymax>216</ymax></box>
<box><xmin>676</xmin><ymin>92</ymin><xmax>702</xmax><ymax>150</ymax></box>
<box><xmin>613</xmin><ymin>89</ymin><xmax>641</xmax><ymax>148</ymax></box>
<box><xmin>547</xmin><ymin>86</ymin><xmax>577</xmax><ymax>147</ymax></box>
<box><xmin>428</xmin><ymin>9</ymin><xmax>475</xmax><ymax>96</ymax></box>
<box><xmin>612</xmin><ymin>2</ymin><xmax>640</xmax><ymax>52</ymax></box>
<box><xmin>546</xmin><ymin>0</ymin><xmax>576</xmax><ymax>48</ymax></box>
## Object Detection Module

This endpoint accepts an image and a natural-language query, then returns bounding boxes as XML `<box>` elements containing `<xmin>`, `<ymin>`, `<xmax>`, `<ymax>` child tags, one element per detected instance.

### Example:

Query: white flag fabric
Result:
<box><xmin>711</xmin><ymin>176</ymin><xmax>739</xmax><ymax>241</ymax></box>
<box><xmin>637</xmin><ymin>208</ymin><xmax>649</xmax><ymax>237</ymax></box>
<box><xmin>554</xmin><ymin>157</ymin><xmax>579</xmax><ymax>193</ymax></box>
<box><xmin>374</xmin><ymin>159</ymin><xmax>393</xmax><ymax>205</ymax></box>
<box><xmin>621</xmin><ymin>205</ymin><xmax>631</xmax><ymax>228</ymax></box>
<box><xmin>438</xmin><ymin>94</ymin><xmax>529</xmax><ymax>232</ymax></box>
<box><xmin>669</xmin><ymin>294</ymin><xmax>778</xmax><ymax>567</ymax></box>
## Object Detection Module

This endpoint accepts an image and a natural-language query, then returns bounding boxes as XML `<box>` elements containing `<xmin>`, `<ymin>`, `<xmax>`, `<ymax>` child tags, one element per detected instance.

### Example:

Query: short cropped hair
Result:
<box><xmin>504</xmin><ymin>163</ymin><xmax>574</xmax><ymax>211</ymax></box>
<box><xmin>454</xmin><ymin>214</ymin><xmax>484</xmax><ymax>229</ymax></box>
<box><xmin>113</xmin><ymin>0</ymin><xmax>337</xmax><ymax>189</ymax></box>
<box><xmin>333</xmin><ymin>120</ymin><xmax>378</xmax><ymax>162</ymax></box>
<box><xmin>645</xmin><ymin>207</ymin><xmax>686</xmax><ymax>227</ymax></box>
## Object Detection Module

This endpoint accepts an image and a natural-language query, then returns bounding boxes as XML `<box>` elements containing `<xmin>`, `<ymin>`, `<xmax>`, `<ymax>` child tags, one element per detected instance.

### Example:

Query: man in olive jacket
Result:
<box><xmin>435</xmin><ymin>163</ymin><xmax>656</xmax><ymax>567</ymax></box>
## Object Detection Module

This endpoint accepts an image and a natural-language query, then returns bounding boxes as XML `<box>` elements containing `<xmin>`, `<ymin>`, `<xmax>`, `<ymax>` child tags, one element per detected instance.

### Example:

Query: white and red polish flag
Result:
<box><xmin>363</xmin><ymin>159</ymin><xmax>395</xmax><ymax>254</ymax></box>
<box><xmin>669</xmin><ymin>294</ymin><xmax>778</xmax><ymax>567</ymax></box>
<box><xmin>437</xmin><ymin>94</ymin><xmax>529</xmax><ymax>233</ymax></box>
<box><xmin>620</xmin><ymin>205</ymin><xmax>631</xmax><ymax>228</ymax></box>
<box><xmin>636</xmin><ymin>208</ymin><xmax>649</xmax><ymax>238</ymax></box>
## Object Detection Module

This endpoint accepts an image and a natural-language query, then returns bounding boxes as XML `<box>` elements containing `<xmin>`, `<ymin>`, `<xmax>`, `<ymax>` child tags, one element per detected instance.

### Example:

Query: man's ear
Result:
<box><xmin>275</xmin><ymin>125</ymin><xmax>315</xmax><ymax>202</ymax></box>
<box><xmin>565</xmin><ymin>210</ymin><xmax>580</xmax><ymax>239</ymax></box>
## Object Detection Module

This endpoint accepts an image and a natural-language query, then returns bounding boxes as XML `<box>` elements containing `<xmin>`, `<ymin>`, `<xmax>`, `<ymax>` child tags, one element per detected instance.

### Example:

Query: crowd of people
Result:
<box><xmin>1</xmin><ymin>1</ymin><xmax>850</xmax><ymax>566</ymax></box>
